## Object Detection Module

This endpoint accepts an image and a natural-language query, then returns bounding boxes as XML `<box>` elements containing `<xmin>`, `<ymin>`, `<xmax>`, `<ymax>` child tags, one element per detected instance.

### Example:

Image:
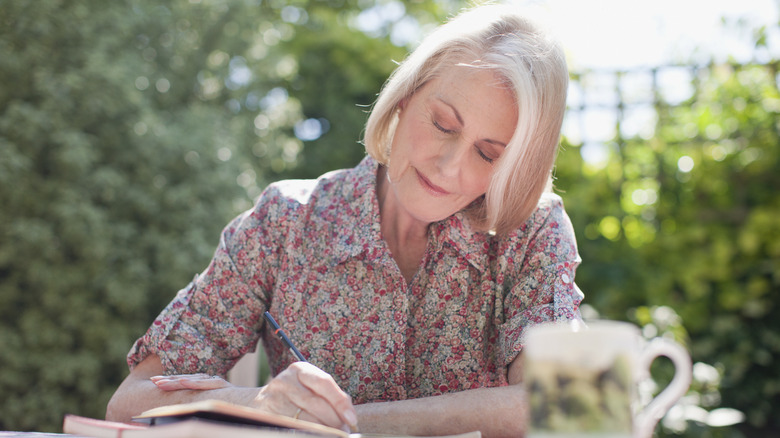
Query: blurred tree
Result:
<box><xmin>0</xmin><ymin>0</ymin><xmax>251</xmax><ymax>430</ymax></box>
<box><xmin>554</xmin><ymin>63</ymin><xmax>780</xmax><ymax>436</ymax></box>
<box><xmin>0</xmin><ymin>0</ymin><xmax>455</xmax><ymax>431</ymax></box>
<box><xmin>6</xmin><ymin>0</ymin><xmax>777</xmax><ymax>435</ymax></box>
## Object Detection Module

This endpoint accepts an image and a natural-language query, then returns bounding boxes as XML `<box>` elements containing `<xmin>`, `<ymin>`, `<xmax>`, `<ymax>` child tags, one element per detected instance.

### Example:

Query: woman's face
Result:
<box><xmin>386</xmin><ymin>65</ymin><xmax>518</xmax><ymax>224</ymax></box>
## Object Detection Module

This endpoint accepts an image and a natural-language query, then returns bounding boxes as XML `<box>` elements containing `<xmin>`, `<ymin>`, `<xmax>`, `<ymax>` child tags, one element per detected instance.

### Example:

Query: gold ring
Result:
<box><xmin>293</xmin><ymin>408</ymin><xmax>302</xmax><ymax>420</ymax></box>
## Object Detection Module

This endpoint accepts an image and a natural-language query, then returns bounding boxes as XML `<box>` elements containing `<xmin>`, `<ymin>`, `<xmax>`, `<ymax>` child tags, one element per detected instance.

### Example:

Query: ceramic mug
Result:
<box><xmin>523</xmin><ymin>320</ymin><xmax>692</xmax><ymax>438</ymax></box>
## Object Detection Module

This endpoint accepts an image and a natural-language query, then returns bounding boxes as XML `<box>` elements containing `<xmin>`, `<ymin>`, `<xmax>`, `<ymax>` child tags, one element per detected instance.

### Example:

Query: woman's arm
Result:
<box><xmin>355</xmin><ymin>354</ymin><xmax>527</xmax><ymax>438</ymax></box>
<box><xmin>105</xmin><ymin>355</ymin><xmax>261</xmax><ymax>422</ymax></box>
<box><xmin>137</xmin><ymin>353</ymin><xmax>528</xmax><ymax>437</ymax></box>
<box><xmin>105</xmin><ymin>354</ymin><xmax>358</xmax><ymax>432</ymax></box>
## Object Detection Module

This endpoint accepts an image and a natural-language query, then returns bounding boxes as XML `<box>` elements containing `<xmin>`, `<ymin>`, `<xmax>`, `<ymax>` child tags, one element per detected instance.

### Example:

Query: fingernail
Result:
<box><xmin>343</xmin><ymin>410</ymin><xmax>358</xmax><ymax>429</ymax></box>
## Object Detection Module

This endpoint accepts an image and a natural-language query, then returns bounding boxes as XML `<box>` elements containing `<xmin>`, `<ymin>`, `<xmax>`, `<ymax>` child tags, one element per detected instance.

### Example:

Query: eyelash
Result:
<box><xmin>476</xmin><ymin>149</ymin><xmax>494</xmax><ymax>164</ymax></box>
<box><xmin>433</xmin><ymin>120</ymin><xmax>454</xmax><ymax>134</ymax></box>
<box><xmin>433</xmin><ymin>120</ymin><xmax>494</xmax><ymax>164</ymax></box>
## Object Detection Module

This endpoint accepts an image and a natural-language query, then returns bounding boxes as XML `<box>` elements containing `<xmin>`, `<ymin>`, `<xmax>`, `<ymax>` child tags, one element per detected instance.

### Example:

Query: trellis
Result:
<box><xmin>564</xmin><ymin>62</ymin><xmax>780</xmax><ymax>164</ymax></box>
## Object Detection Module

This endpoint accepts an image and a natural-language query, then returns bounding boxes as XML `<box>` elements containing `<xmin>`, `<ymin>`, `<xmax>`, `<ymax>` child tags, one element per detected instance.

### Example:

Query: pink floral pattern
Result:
<box><xmin>128</xmin><ymin>156</ymin><xmax>583</xmax><ymax>403</ymax></box>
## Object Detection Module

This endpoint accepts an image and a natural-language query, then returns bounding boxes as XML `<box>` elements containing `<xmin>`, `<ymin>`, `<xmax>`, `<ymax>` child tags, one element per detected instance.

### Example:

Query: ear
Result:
<box><xmin>397</xmin><ymin>97</ymin><xmax>409</xmax><ymax>111</ymax></box>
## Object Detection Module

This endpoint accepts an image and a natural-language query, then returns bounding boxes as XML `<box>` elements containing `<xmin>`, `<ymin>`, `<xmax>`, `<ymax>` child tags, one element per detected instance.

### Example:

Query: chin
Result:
<box><xmin>409</xmin><ymin>202</ymin><xmax>460</xmax><ymax>224</ymax></box>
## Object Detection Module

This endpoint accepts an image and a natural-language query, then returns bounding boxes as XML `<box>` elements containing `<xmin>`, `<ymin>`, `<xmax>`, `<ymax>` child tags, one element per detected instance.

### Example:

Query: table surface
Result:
<box><xmin>0</xmin><ymin>433</ymin><xmax>81</xmax><ymax>437</ymax></box>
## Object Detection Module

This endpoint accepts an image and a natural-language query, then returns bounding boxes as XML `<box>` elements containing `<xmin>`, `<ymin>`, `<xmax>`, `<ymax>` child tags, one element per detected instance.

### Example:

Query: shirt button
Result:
<box><xmin>561</xmin><ymin>273</ymin><xmax>571</xmax><ymax>284</ymax></box>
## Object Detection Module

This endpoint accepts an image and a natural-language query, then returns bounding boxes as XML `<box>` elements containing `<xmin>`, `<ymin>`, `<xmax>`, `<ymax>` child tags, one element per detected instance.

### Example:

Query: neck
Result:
<box><xmin>376</xmin><ymin>166</ymin><xmax>429</xmax><ymax>243</ymax></box>
<box><xmin>376</xmin><ymin>165</ymin><xmax>429</xmax><ymax>283</ymax></box>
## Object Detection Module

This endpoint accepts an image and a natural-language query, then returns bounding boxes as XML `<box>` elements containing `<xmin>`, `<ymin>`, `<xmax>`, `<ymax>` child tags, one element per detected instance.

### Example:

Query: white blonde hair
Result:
<box><xmin>363</xmin><ymin>4</ymin><xmax>568</xmax><ymax>235</ymax></box>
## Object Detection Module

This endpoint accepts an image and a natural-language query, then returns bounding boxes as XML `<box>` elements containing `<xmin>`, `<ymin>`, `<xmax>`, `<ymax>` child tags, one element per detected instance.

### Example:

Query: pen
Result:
<box><xmin>263</xmin><ymin>311</ymin><xmax>307</xmax><ymax>362</ymax></box>
<box><xmin>263</xmin><ymin>311</ymin><xmax>359</xmax><ymax>433</ymax></box>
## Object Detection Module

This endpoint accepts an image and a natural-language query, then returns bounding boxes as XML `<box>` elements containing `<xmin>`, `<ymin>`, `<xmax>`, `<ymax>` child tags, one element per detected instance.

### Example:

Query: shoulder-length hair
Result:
<box><xmin>363</xmin><ymin>4</ymin><xmax>568</xmax><ymax>236</ymax></box>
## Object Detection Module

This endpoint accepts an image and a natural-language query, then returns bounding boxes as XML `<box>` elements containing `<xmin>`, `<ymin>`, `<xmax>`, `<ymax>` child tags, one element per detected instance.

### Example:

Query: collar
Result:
<box><xmin>432</xmin><ymin>213</ymin><xmax>492</xmax><ymax>273</ymax></box>
<box><xmin>330</xmin><ymin>156</ymin><xmax>385</xmax><ymax>264</ymax></box>
<box><xmin>330</xmin><ymin>156</ymin><xmax>494</xmax><ymax>272</ymax></box>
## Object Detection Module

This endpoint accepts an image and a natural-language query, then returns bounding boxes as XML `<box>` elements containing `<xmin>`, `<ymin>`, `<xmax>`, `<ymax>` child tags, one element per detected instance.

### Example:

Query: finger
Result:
<box><xmin>292</xmin><ymin>363</ymin><xmax>358</xmax><ymax>429</ymax></box>
<box><xmin>151</xmin><ymin>378</ymin><xmax>191</xmax><ymax>391</ymax></box>
<box><xmin>297</xmin><ymin>409</ymin><xmax>352</xmax><ymax>434</ymax></box>
<box><xmin>151</xmin><ymin>374</ymin><xmax>230</xmax><ymax>391</ymax></box>
<box><xmin>289</xmin><ymin>389</ymin><xmax>346</xmax><ymax>428</ymax></box>
<box><xmin>150</xmin><ymin>373</ymin><xmax>212</xmax><ymax>381</ymax></box>
<box><xmin>177</xmin><ymin>376</ymin><xmax>230</xmax><ymax>390</ymax></box>
<box><xmin>260</xmin><ymin>367</ymin><xmax>347</xmax><ymax>429</ymax></box>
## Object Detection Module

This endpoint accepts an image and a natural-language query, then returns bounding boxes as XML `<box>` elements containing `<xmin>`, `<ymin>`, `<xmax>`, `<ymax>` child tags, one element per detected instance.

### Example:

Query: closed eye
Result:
<box><xmin>476</xmin><ymin>140</ymin><xmax>504</xmax><ymax>164</ymax></box>
<box><xmin>476</xmin><ymin>147</ymin><xmax>495</xmax><ymax>164</ymax></box>
<box><xmin>433</xmin><ymin>120</ymin><xmax>455</xmax><ymax>134</ymax></box>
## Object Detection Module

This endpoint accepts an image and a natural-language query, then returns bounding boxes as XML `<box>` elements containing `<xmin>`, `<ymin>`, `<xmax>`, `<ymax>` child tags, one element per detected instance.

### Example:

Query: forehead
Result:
<box><xmin>435</xmin><ymin>62</ymin><xmax>510</xmax><ymax>88</ymax></box>
<box><xmin>421</xmin><ymin>65</ymin><xmax>518</xmax><ymax>135</ymax></box>
<box><xmin>426</xmin><ymin>65</ymin><xmax>516</xmax><ymax>108</ymax></box>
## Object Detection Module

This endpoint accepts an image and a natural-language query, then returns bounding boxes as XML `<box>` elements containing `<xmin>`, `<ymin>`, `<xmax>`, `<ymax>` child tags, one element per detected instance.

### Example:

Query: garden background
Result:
<box><xmin>1</xmin><ymin>0</ymin><xmax>778</xmax><ymax>436</ymax></box>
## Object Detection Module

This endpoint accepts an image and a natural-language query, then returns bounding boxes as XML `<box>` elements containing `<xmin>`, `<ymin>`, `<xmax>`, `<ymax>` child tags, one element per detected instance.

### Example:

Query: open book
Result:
<box><xmin>63</xmin><ymin>399</ymin><xmax>482</xmax><ymax>438</ymax></box>
<box><xmin>134</xmin><ymin>399</ymin><xmax>348</xmax><ymax>436</ymax></box>
<box><xmin>64</xmin><ymin>415</ymin><xmax>338</xmax><ymax>438</ymax></box>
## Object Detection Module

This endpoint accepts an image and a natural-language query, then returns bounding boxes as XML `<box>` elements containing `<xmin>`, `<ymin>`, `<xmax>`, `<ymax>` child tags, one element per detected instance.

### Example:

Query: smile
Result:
<box><xmin>415</xmin><ymin>169</ymin><xmax>450</xmax><ymax>196</ymax></box>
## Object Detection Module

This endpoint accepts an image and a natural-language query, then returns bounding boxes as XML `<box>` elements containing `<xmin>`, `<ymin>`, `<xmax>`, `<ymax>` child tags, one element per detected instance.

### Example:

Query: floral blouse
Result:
<box><xmin>128</xmin><ymin>156</ymin><xmax>583</xmax><ymax>403</ymax></box>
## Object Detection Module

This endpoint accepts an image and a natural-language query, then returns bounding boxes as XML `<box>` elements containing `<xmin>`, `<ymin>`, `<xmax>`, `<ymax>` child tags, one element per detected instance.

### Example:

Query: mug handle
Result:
<box><xmin>634</xmin><ymin>337</ymin><xmax>693</xmax><ymax>438</ymax></box>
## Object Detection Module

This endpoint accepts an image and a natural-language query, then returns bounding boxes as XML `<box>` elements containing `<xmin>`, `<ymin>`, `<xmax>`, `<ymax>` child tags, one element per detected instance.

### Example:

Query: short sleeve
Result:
<box><xmin>497</xmin><ymin>196</ymin><xmax>584</xmax><ymax>365</ymax></box>
<box><xmin>127</xmin><ymin>187</ymin><xmax>290</xmax><ymax>376</ymax></box>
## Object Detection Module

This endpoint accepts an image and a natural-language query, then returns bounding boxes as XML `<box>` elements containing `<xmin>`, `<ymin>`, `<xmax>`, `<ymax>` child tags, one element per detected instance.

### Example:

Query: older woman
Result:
<box><xmin>106</xmin><ymin>5</ymin><xmax>582</xmax><ymax>437</ymax></box>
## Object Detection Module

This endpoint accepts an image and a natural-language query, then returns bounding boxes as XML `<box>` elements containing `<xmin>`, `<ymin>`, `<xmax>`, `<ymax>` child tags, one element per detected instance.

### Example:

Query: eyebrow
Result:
<box><xmin>436</xmin><ymin>96</ymin><xmax>464</xmax><ymax>127</ymax></box>
<box><xmin>435</xmin><ymin>96</ymin><xmax>508</xmax><ymax>148</ymax></box>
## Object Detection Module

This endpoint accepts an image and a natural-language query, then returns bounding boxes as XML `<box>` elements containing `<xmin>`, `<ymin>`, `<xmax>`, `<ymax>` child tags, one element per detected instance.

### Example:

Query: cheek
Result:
<box><xmin>389</xmin><ymin>118</ymin><xmax>432</xmax><ymax>169</ymax></box>
<box><xmin>387</xmin><ymin>136</ymin><xmax>411</xmax><ymax>182</ymax></box>
<box><xmin>465</xmin><ymin>168</ymin><xmax>493</xmax><ymax>196</ymax></box>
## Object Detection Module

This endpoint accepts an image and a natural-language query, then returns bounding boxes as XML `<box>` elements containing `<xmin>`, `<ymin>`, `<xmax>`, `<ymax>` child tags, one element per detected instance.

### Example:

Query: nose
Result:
<box><xmin>434</xmin><ymin>138</ymin><xmax>469</xmax><ymax>179</ymax></box>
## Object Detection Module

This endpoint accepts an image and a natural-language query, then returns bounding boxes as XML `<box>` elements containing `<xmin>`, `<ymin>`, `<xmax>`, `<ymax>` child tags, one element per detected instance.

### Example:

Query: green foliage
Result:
<box><xmin>3</xmin><ymin>0</ymin><xmax>778</xmax><ymax>436</ymax></box>
<box><xmin>0</xmin><ymin>0</ymin><xmax>454</xmax><ymax>432</ymax></box>
<box><xmin>0</xmin><ymin>0</ymin><xmax>254</xmax><ymax>431</ymax></box>
<box><xmin>555</xmin><ymin>63</ymin><xmax>780</xmax><ymax>436</ymax></box>
<box><xmin>276</xmin><ymin>7</ymin><xmax>409</xmax><ymax>178</ymax></box>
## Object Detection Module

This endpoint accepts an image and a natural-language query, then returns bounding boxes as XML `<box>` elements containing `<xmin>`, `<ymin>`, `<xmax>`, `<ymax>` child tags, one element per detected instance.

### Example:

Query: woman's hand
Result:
<box><xmin>257</xmin><ymin>362</ymin><xmax>358</xmax><ymax>432</ymax></box>
<box><xmin>150</xmin><ymin>362</ymin><xmax>358</xmax><ymax>433</ymax></box>
<box><xmin>150</xmin><ymin>373</ymin><xmax>232</xmax><ymax>391</ymax></box>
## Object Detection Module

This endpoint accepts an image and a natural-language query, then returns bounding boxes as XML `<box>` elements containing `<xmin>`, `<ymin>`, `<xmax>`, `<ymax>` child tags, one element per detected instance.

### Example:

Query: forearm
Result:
<box><xmin>106</xmin><ymin>356</ymin><xmax>358</xmax><ymax>432</ymax></box>
<box><xmin>105</xmin><ymin>355</ymin><xmax>260</xmax><ymax>423</ymax></box>
<box><xmin>106</xmin><ymin>375</ymin><xmax>260</xmax><ymax>423</ymax></box>
<box><xmin>355</xmin><ymin>385</ymin><xmax>527</xmax><ymax>438</ymax></box>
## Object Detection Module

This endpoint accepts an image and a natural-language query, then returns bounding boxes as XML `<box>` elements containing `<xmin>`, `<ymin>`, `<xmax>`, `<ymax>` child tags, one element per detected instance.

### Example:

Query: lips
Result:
<box><xmin>415</xmin><ymin>169</ymin><xmax>450</xmax><ymax>196</ymax></box>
